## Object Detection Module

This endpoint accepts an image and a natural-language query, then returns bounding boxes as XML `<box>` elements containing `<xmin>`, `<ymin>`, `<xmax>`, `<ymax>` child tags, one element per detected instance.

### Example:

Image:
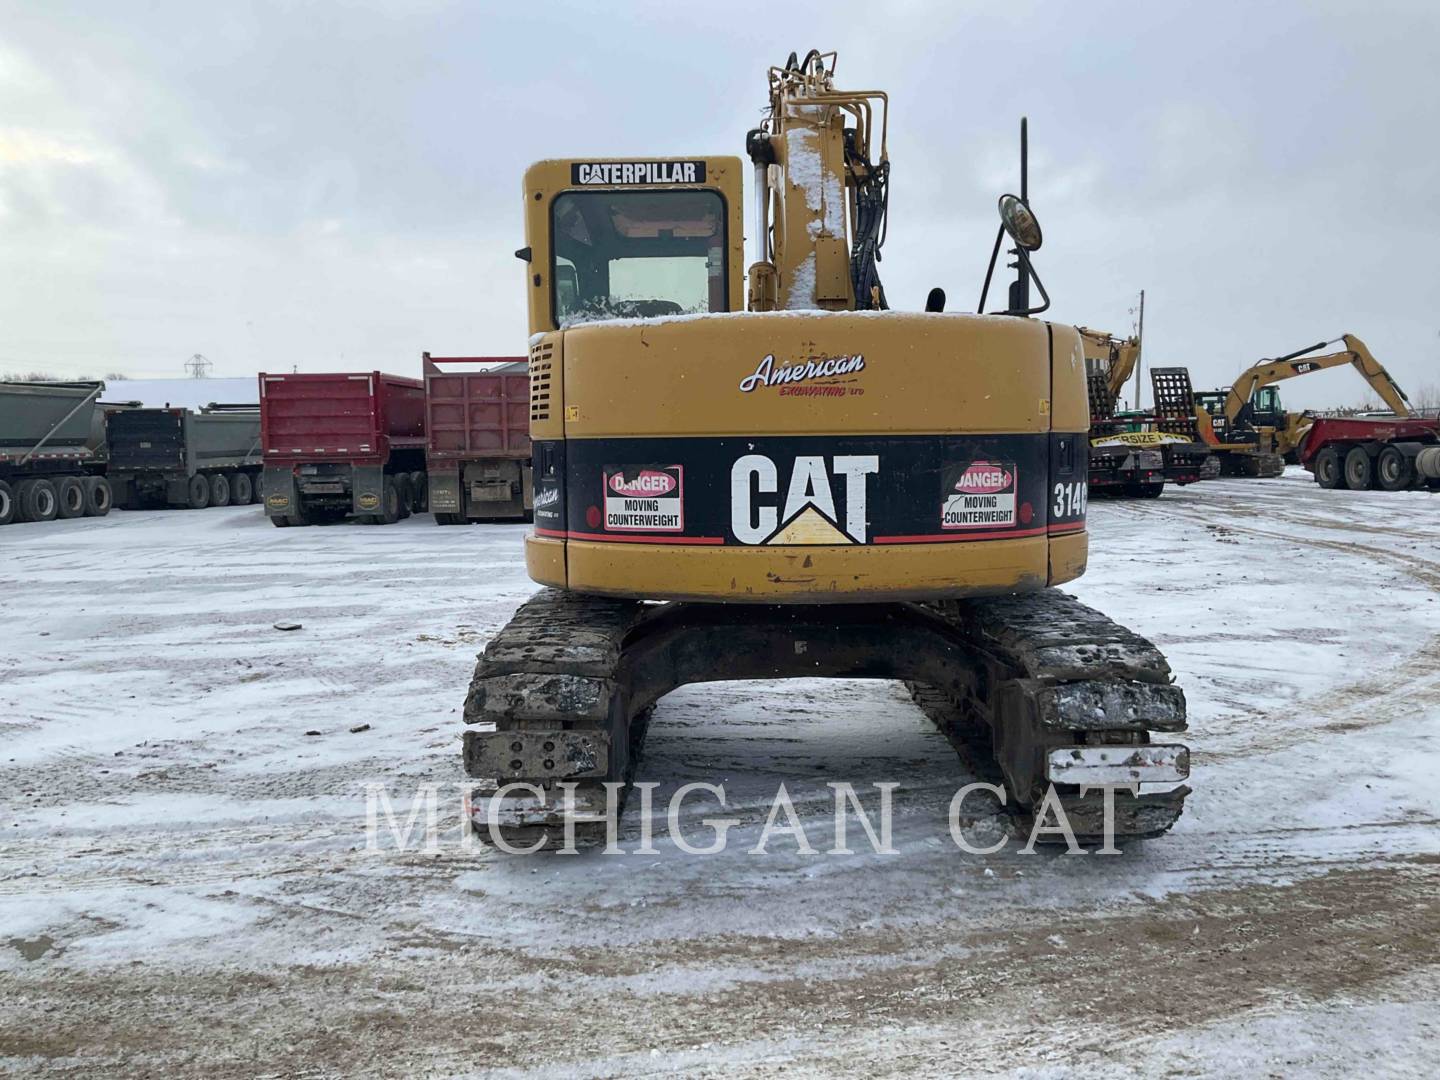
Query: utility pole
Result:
<box><xmin>1132</xmin><ymin>289</ymin><xmax>1146</xmax><ymax>410</ymax></box>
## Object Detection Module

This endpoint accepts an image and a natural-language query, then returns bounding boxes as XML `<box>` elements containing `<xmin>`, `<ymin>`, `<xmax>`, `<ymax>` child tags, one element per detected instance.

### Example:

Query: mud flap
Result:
<box><xmin>262</xmin><ymin>466</ymin><xmax>296</xmax><ymax>518</ymax></box>
<box><xmin>351</xmin><ymin>464</ymin><xmax>383</xmax><ymax>516</ymax></box>
<box><xmin>428</xmin><ymin>466</ymin><xmax>462</xmax><ymax>515</ymax></box>
<box><xmin>108</xmin><ymin>475</ymin><xmax>136</xmax><ymax>510</ymax></box>
<box><xmin>165</xmin><ymin>473</ymin><xmax>191</xmax><ymax>506</ymax></box>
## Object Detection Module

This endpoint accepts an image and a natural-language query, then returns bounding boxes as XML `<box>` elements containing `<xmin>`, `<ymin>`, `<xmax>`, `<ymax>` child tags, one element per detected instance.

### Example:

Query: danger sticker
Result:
<box><xmin>603</xmin><ymin>466</ymin><xmax>684</xmax><ymax>532</ymax></box>
<box><xmin>942</xmin><ymin>461</ymin><xmax>1018</xmax><ymax>530</ymax></box>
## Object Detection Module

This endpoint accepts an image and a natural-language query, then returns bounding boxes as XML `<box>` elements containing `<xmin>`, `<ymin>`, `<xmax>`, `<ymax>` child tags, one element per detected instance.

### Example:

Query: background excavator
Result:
<box><xmin>462</xmin><ymin>51</ymin><xmax>1189</xmax><ymax>850</ymax></box>
<box><xmin>1080</xmin><ymin>326</ymin><xmax>1213</xmax><ymax>497</ymax></box>
<box><xmin>1195</xmin><ymin>334</ymin><xmax>1415</xmax><ymax>476</ymax></box>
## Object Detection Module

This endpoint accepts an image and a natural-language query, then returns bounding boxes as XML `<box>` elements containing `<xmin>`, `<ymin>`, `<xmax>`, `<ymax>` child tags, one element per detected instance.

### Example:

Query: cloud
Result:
<box><xmin>0</xmin><ymin>0</ymin><xmax>1434</xmax><ymax>407</ymax></box>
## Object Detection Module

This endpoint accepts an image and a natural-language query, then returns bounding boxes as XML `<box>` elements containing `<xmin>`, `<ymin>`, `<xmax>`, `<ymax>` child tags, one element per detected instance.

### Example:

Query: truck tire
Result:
<box><xmin>208</xmin><ymin>472</ymin><xmax>231</xmax><ymax>507</ymax></box>
<box><xmin>394</xmin><ymin>474</ymin><xmax>413</xmax><ymax>520</ymax></box>
<box><xmin>230</xmin><ymin>471</ymin><xmax>253</xmax><ymax>505</ymax></box>
<box><xmin>186</xmin><ymin>473</ymin><xmax>210</xmax><ymax>509</ymax></box>
<box><xmin>378</xmin><ymin>476</ymin><xmax>402</xmax><ymax>524</ymax></box>
<box><xmin>1344</xmin><ymin>446</ymin><xmax>1374</xmax><ymax>491</ymax></box>
<box><xmin>83</xmin><ymin>476</ymin><xmax>113</xmax><ymax>516</ymax></box>
<box><xmin>54</xmin><ymin>476</ymin><xmax>86</xmax><ymax>519</ymax></box>
<box><xmin>1315</xmin><ymin>447</ymin><xmax>1344</xmax><ymax>489</ymax></box>
<box><xmin>0</xmin><ymin>480</ymin><xmax>14</xmax><ymax>525</ymax></box>
<box><xmin>17</xmin><ymin>478</ymin><xmax>58</xmax><ymax>522</ymax></box>
<box><xmin>249</xmin><ymin>471</ymin><xmax>265</xmax><ymax>504</ymax></box>
<box><xmin>272</xmin><ymin>502</ymin><xmax>312</xmax><ymax>527</ymax></box>
<box><xmin>409</xmin><ymin>471</ymin><xmax>428</xmax><ymax>513</ymax></box>
<box><xmin>1376</xmin><ymin>446</ymin><xmax>1414</xmax><ymax>492</ymax></box>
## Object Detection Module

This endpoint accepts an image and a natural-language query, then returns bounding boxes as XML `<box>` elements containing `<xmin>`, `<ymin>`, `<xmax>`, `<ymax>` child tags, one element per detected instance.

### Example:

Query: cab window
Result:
<box><xmin>1252</xmin><ymin>387</ymin><xmax>1282</xmax><ymax>413</ymax></box>
<box><xmin>551</xmin><ymin>189</ymin><xmax>727</xmax><ymax>327</ymax></box>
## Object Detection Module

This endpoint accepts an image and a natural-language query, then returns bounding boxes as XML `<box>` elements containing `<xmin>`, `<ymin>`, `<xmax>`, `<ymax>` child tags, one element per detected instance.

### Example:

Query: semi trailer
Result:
<box><xmin>107</xmin><ymin>404</ymin><xmax>263</xmax><ymax>509</ymax></box>
<box><xmin>0</xmin><ymin>380</ymin><xmax>115</xmax><ymax>525</ymax></box>
<box><xmin>259</xmin><ymin>371</ymin><xmax>427</xmax><ymax>526</ymax></box>
<box><xmin>1301</xmin><ymin>415</ymin><xmax>1440</xmax><ymax>491</ymax></box>
<box><xmin>1085</xmin><ymin>364</ymin><xmax>1212</xmax><ymax>497</ymax></box>
<box><xmin>422</xmin><ymin>354</ymin><xmax>532</xmax><ymax>524</ymax></box>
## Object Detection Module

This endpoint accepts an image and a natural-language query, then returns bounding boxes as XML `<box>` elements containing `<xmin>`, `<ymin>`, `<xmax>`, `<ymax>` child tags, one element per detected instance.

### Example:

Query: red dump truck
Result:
<box><xmin>422</xmin><ymin>354</ymin><xmax>532</xmax><ymax>524</ymax></box>
<box><xmin>259</xmin><ymin>372</ymin><xmax>427</xmax><ymax>526</ymax></box>
<box><xmin>1300</xmin><ymin>415</ymin><xmax>1440</xmax><ymax>491</ymax></box>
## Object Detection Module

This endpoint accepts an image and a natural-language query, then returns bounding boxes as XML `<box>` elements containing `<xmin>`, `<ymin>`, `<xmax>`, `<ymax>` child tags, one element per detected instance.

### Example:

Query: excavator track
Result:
<box><xmin>463</xmin><ymin>590</ymin><xmax>651</xmax><ymax>850</ymax></box>
<box><xmin>464</xmin><ymin>589</ymin><xmax>1189</xmax><ymax>850</ymax></box>
<box><xmin>1221</xmin><ymin>451</ymin><xmax>1286</xmax><ymax>479</ymax></box>
<box><xmin>913</xmin><ymin>593</ymin><xmax>1190</xmax><ymax>842</ymax></box>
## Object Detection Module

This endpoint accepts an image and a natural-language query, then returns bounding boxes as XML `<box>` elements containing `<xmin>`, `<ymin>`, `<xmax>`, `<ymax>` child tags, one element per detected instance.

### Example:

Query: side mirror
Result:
<box><xmin>977</xmin><ymin>118</ymin><xmax>1050</xmax><ymax>317</ymax></box>
<box><xmin>998</xmin><ymin>194</ymin><xmax>1042</xmax><ymax>252</ymax></box>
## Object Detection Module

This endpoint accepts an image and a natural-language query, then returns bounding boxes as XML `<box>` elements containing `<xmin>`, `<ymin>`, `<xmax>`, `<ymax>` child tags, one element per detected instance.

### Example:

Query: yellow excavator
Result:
<box><xmin>464</xmin><ymin>51</ymin><xmax>1189</xmax><ymax>848</ymax></box>
<box><xmin>1196</xmin><ymin>334</ymin><xmax>1415</xmax><ymax>475</ymax></box>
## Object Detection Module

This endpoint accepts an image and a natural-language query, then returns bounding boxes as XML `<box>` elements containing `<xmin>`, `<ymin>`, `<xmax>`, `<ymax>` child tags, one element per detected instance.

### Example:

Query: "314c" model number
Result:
<box><xmin>1052</xmin><ymin>481</ymin><xmax>1088</xmax><ymax>518</ymax></box>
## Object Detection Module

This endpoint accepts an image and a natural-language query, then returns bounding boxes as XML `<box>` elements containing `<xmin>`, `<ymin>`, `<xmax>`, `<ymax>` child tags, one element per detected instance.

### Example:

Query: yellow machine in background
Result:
<box><xmin>1078</xmin><ymin>325</ymin><xmax>1142</xmax><ymax>407</ymax></box>
<box><xmin>1079</xmin><ymin>326</ymin><xmax>1214</xmax><ymax>497</ymax></box>
<box><xmin>463</xmin><ymin>51</ymin><xmax>1189</xmax><ymax>848</ymax></box>
<box><xmin>1196</xmin><ymin>333</ymin><xmax>1416</xmax><ymax>475</ymax></box>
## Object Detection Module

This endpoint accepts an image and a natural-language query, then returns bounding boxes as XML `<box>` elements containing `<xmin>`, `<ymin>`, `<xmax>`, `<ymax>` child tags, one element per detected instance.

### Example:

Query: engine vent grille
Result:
<box><xmin>530</xmin><ymin>341</ymin><xmax>554</xmax><ymax>422</ymax></box>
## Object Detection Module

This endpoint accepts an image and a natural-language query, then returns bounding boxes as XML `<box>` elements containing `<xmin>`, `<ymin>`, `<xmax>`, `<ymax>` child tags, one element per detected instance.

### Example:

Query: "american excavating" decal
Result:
<box><xmin>738</xmin><ymin>354</ymin><xmax>866</xmax><ymax>397</ymax></box>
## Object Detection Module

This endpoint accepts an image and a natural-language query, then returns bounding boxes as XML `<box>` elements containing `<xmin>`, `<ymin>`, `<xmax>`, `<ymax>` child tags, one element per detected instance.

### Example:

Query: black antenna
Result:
<box><xmin>1008</xmin><ymin>118</ymin><xmax>1030</xmax><ymax>314</ymax></box>
<box><xmin>1020</xmin><ymin>116</ymin><xmax>1028</xmax><ymax>202</ymax></box>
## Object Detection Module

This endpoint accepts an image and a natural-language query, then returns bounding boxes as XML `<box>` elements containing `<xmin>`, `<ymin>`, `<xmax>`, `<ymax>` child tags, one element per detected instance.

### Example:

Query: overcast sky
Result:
<box><xmin>2</xmin><ymin>0</ymin><xmax>1436</xmax><ymax>409</ymax></box>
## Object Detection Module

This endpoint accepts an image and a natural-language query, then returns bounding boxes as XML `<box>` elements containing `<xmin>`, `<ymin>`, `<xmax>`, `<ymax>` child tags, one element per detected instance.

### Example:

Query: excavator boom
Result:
<box><xmin>1223</xmin><ymin>333</ymin><xmax>1415</xmax><ymax>423</ymax></box>
<box><xmin>1076</xmin><ymin>327</ymin><xmax>1142</xmax><ymax>405</ymax></box>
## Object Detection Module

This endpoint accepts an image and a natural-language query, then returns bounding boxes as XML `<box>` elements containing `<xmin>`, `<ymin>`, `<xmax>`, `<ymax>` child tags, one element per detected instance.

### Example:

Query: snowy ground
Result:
<box><xmin>2</xmin><ymin>468</ymin><xmax>1438</xmax><ymax>1077</ymax></box>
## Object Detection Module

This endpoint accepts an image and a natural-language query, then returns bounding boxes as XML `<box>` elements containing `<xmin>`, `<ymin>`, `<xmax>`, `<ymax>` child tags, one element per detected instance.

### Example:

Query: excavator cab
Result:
<box><xmin>518</xmin><ymin>159</ymin><xmax>746</xmax><ymax>336</ymax></box>
<box><xmin>1247</xmin><ymin>386</ymin><xmax>1285</xmax><ymax>429</ymax></box>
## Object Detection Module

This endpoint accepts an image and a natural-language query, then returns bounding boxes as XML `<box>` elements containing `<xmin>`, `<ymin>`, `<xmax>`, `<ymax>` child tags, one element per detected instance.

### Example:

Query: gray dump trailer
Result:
<box><xmin>107</xmin><ymin>405</ymin><xmax>264</xmax><ymax>509</ymax></box>
<box><xmin>0</xmin><ymin>380</ymin><xmax>115</xmax><ymax>525</ymax></box>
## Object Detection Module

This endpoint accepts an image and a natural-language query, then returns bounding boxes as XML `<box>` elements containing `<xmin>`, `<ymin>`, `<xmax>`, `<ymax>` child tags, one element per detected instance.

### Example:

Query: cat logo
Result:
<box><xmin>730</xmin><ymin>454</ymin><xmax>879</xmax><ymax>545</ymax></box>
<box><xmin>570</xmin><ymin>161</ymin><xmax>706</xmax><ymax>186</ymax></box>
